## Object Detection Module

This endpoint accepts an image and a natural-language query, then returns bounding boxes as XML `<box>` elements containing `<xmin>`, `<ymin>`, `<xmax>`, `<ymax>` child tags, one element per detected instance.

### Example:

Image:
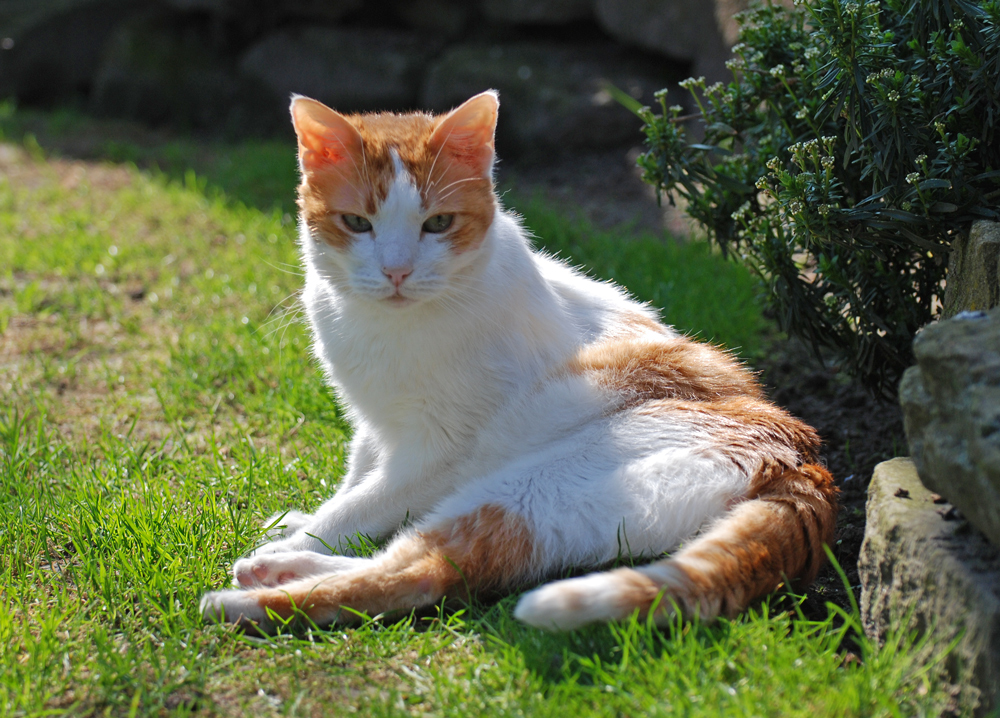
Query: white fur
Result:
<box><xmin>207</xmin><ymin>157</ymin><xmax>754</xmax><ymax>625</ymax></box>
<box><xmin>200</xmin><ymin>588</ymin><xmax>269</xmax><ymax>628</ymax></box>
<box><xmin>513</xmin><ymin>572</ymin><xmax>641</xmax><ymax>630</ymax></box>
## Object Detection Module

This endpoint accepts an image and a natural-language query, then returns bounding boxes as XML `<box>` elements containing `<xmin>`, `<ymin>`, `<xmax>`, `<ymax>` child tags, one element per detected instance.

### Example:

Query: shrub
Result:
<box><xmin>635</xmin><ymin>0</ymin><xmax>1000</xmax><ymax>396</ymax></box>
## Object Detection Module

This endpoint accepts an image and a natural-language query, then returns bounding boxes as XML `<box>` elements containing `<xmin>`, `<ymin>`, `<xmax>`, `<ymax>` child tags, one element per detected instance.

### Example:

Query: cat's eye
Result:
<box><xmin>342</xmin><ymin>214</ymin><xmax>373</xmax><ymax>233</ymax></box>
<box><xmin>422</xmin><ymin>214</ymin><xmax>454</xmax><ymax>233</ymax></box>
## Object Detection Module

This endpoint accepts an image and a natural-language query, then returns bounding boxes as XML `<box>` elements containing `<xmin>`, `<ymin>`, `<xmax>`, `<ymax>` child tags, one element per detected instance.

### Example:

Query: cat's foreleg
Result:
<box><xmin>203</xmin><ymin>503</ymin><xmax>536</xmax><ymax>631</ymax></box>
<box><xmin>249</xmin><ymin>428</ymin><xmax>380</xmax><ymax>548</ymax></box>
<box><xmin>261</xmin><ymin>509</ymin><xmax>313</xmax><ymax>539</ymax></box>
<box><xmin>231</xmin><ymin>476</ymin><xmax>430</xmax><ymax>587</ymax></box>
<box><xmin>514</xmin><ymin>463</ymin><xmax>838</xmax><ymax>629</ymax></box>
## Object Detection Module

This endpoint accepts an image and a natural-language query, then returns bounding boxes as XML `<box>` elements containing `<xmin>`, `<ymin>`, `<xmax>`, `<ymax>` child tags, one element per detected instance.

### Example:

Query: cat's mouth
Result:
<box><xmin>384</xmin><ymin>293</ymin><xmax>416</xmax><ymax>307</ymax></box>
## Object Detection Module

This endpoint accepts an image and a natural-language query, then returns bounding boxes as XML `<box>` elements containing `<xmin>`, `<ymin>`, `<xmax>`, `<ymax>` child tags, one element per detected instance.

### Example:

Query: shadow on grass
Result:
<box><xmin>0</xmin><ymin>101</ymin><xmax>300</xmax><ymax>214</ymax></box>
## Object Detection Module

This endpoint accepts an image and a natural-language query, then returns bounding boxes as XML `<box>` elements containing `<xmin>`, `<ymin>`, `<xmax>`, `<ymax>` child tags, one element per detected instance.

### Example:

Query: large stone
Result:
<box><xmin>89</xmin><ymin>11</ymin><xmax>282</xmax><ymax>136</ymax></box>
<box><xmin>944</xmin><ymin>220</ymin><xmax>1000</xmax><ymax>319</ymax></box>
<box><xmin>594</xmin><ymin>0</ymin><xmax>797</xmax><ymax>85</ymax></box>
<box><xmin>161</xmin><ymin>0</ymin><xmax>362</xmax><ymax>23</ymax></box>
<box><xmin>899</xmin><ymin>307</ymin><xmax>1000</xmax><ymax>549</ymax></box>
<box><xmin>0</xmin><ymin>0</ymin><xmax>141</xmax><ymax>105</ymax></box>
<box><xmin>394</xmin><ymin>0</ymin><xmax>470</xmax><ymax>37</ymax></box>
<box><xmin>594</xmin><ymin>0</ymin><xmax>731</xmax><ymax>83</ymax></box>
<box><xmin>859</xmin><ymin>457</ymin><xmax>1000</xmax><ymax>716</ymax></box>
<box><xmin>240</xmin><ymin>26</ymin><xmax>440</xmax><ymax>113</ymax></box>
<box><xmin>479</xmin><ymin>0</ymin><xmax>592</xmax><ymax>24</ymax></box>
<box><xmin>421</xmin><ymin>42</ymin><xmax>681</xmax><ymax>155</ymax></box>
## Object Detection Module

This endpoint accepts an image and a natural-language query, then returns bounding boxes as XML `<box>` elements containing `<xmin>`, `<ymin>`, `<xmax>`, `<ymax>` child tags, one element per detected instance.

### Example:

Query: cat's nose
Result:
<box><xmin>382</xmin><ymin>266</ymin><xmax>413</xmax><ymax>288</ymax></box>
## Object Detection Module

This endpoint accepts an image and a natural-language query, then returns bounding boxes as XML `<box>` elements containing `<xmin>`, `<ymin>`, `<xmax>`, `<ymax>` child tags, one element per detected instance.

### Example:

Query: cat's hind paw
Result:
<box><xmin>513</xmin><ymin>569</ymin><xmax>660</xmax><ymax>631</ymax></box>
<box><xmin>233</xmin><ymin>551</ymin><xmax>372</xmax><ymax>588</ymax></box>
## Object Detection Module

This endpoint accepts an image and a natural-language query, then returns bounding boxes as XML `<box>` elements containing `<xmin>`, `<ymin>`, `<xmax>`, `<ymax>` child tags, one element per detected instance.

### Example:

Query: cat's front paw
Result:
<box><xmin>233</xmin><ymin>551</ymin><xmax>372</xmax><ymax>587</ymax></box>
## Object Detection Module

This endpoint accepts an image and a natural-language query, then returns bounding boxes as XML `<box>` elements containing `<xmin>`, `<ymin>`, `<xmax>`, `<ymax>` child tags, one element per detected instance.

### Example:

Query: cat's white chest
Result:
<box><xmin>312</xmin><ymin>300</ymin><xmax>503</xmax><ymax>456</ymax></box>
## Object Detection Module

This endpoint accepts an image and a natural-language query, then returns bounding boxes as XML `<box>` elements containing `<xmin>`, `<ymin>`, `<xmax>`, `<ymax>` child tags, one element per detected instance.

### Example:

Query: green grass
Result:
<box><xmin>0</xmin><ymin>109</ymin><xmax>949</xmax><ymax>716</ymax></box>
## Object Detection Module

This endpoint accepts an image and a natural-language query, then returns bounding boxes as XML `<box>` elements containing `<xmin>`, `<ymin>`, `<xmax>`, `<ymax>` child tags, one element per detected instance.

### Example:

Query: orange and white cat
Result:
<box><xmin>200</xmin><ymin>91</ymin><xmax>838</xmax><ymax>632</ymax></box>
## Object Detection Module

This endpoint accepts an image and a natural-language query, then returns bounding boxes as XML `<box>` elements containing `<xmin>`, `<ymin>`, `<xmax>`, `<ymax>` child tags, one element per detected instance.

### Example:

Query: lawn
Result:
<box><xmin>0</xmin><ymin>108</ymin><xmax>949</xmax><ymax>717</ymax></box>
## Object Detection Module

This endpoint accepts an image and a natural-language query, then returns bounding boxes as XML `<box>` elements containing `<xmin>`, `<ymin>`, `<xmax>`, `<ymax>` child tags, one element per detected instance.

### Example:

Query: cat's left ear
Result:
<box><xmin>429</xmin><ymin>90</ymin><xmax>499</xmax><ymax>177</ymax></box>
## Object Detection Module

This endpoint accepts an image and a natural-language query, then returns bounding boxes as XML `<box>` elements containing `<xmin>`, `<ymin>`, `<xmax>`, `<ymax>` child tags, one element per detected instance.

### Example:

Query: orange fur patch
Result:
<box><xmin>569</xmin><ymin>333</ymin><xmax>762</xmax><ymax>407</ymax></box>
<box><xmin>240</xmin><ymin>505</ymin><xmax>534</xmax><ymax>626</ymax></box>
<box><xmin>295</xmin><ymin>106</ymin><xmax>497</xmax><ymax>254</ymax></box>
<box><xmin>569</xmin><ymin>329</ymin><xmax>820</xmax><ymax>475</ymax></box>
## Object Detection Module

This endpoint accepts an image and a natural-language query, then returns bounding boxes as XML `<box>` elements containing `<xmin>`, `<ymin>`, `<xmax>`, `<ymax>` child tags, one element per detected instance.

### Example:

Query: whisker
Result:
<box><xmin>433</xmin><ymin>178</ymin><xmax>486</xmax><ymax>205</ymax></box>
<box><xmin>259</xmin><ymin>306</ymin><xmax>305</xmax><ymax>342</ymax></box>
<box><xmin>263</xmin><ymin>260</ymin><xmax>305</xmax><ymax>277</ymax></box>
<box><xmin>435</xmin><ymin>176</ymin><xmax>482</xmax><ymax>195</ymax></box>
<box><xmin>423</xmin><ymin>125</ymin><xmax>456</xmax><ymax>194</ymax></box>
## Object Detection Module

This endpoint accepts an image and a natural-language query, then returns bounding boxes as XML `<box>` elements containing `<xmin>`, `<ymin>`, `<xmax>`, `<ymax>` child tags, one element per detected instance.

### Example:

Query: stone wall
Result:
<box><xmin>0</xmin><ymin>0</ymin><xmax>750</xmax><ymax>155</ymax></box>
<box><xmin>859</xmin><ymin>221</ymin><xmax>1000</xmax><ymax>715</ymax></box>
<box><xmin>944</xmin><ymin>220</ymin><xmax>1000</xmax><ymax>319</ymax></box>
<box><xmin>900</xmin><ymin>304</ymin><xmax>1000</xmax><ymax>550</ymax></box>
<box><xmin>859</xmin><ymin>458</ymin><xmax>1000</xmax><ymax>716</ymax></box>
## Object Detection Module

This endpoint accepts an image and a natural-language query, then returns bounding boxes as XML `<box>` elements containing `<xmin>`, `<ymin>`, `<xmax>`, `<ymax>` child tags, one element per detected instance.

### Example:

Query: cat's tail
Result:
<box><xmin>514</xmin><ymin>463</ymin><xmax>838</xmax><ymax>630</ymax></box>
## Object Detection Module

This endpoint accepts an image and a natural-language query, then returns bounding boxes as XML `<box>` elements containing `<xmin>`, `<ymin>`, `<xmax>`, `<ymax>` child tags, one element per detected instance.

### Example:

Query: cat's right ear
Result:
<box><xmin>290</xmin><ymin>95</ymin><xmax>364</xmax><ymax>174</ymax></box>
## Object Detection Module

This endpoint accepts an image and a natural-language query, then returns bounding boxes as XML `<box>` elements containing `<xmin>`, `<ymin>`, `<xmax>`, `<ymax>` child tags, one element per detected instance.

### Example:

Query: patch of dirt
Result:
<box><xmin>0</xmin><ymin>142</ymin><xmax>134</xmax><ymax>193</ymax></box>
<box><xmin>497</xmin><ymin>146</ymin><xmax>692</xmax><ymax>236</ymax></box>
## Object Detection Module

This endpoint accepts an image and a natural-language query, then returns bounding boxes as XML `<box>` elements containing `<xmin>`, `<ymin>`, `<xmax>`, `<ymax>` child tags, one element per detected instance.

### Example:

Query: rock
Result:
<box><xmin>421</xmin><ymin>42</ymin><xmax>680</xmax><ymax>155</ymax></box>
<box><xmin>161</xmin><ymin>0</ymin><xmax>362</xmax><ymax>22</ymax></box>
<box><xmin>394</xmin><ymin>0</ymin><xmax>470</xmax><ymax>36</ymax></box>
<box><xmin>257</xmin><ymin>0</ymin><xmax>361</xmax><ymax>22</ymax></box>
<box><xmin>594</xmin><ymin>0</ymin><xmax>731</xmax><ymax>83</ymax></box>
<box><xmin>158</xmin><ymin>0</ymin><xmax>362</xmax><ymax>43</ymax></box>
<box><xmin>899</xmin><ymin>306</ymin><xmax>1000</xmax><ymax>549</ymax></box>
<box><xmin>161</xmin><ymin>0</ymin><xmax>224</xmax><ymax>11</ymax></box>
<box><xmin>479</xmin><ymin>0</ymin><xmax>592</xmax><ymax>24</ymax></box>
<box><xmin>89</xmin><ymin>11</ymin><xmax>282</xmax><ymax>136</ymax></box>
<box><xmin>0</xmin><ymin>0</ymin><xmax>141</xmax><ymax>105</ymax></box>
<box><xmin>944</xmin><ymin>220</ymin><xmax>1000</xmax><ymax>319</ymax></box>
<box><xmin>859</xmin><ymin>457</ymin><xmax>1000</xmax><ymax>716</ymax></box>
<box><xmin>240</xmin><ymin>26</ymin><xmax>440</xmax><ymax>113</ymax></box>
<box><xmin>594</xmin><ymin>0</ymin><xmax>798</xmax><ymax>85</ymax></box>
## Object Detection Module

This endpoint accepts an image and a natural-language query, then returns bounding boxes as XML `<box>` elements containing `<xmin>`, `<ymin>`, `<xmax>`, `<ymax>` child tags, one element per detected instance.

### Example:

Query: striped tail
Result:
<box><xmin>514</xmin><ymin>463</ymin><xmax>838</xmax><ymax>630</ymax></box>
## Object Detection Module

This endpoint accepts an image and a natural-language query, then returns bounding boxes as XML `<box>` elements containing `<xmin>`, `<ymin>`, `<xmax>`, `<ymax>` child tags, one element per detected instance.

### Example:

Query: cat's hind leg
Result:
<box><xmin>514</xmin><ymin>463</ymin><xmax>838</xmax><ymax>630</ymax></box>
<box><xmin>202</xmin><ymin>504</ymin><xmax>535</xmax><ymax>631</ymax></box>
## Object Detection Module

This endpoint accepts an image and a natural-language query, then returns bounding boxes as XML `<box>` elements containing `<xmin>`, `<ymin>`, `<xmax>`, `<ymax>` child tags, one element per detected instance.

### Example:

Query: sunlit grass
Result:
<box><xmin>0</xmin><ymin>112</ymin><xmax>948</xmax><ymax>716</ymax></box>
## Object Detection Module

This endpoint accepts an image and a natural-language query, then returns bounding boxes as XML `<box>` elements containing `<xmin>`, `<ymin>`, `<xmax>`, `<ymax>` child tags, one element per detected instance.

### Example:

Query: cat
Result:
<box><xmin>200</xmin><ymin>90</ymin><xmax>838</xmax><ymax>632</ymax></box>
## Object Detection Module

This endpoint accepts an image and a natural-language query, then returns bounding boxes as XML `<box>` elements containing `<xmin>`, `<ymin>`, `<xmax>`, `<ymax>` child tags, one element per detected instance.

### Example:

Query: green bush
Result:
<box><xmin>635</xmin><ymin>0</ymin><xmax>1000</xmax><ymax>396</ymax></box>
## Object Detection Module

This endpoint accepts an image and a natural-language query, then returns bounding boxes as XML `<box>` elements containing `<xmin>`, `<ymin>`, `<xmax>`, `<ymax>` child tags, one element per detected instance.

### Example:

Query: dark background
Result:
<box><xmin>0</xmin><ymin>0</ymin><xmax>751</xmax><ymax>158</ymax></box>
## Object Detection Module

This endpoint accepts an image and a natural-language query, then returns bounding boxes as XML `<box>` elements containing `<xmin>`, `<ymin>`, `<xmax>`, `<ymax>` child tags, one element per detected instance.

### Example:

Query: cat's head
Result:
<box><xmin>292</xmin><ymin>91</ymin><xmax>499</xmax><ymax>307</ymax></box>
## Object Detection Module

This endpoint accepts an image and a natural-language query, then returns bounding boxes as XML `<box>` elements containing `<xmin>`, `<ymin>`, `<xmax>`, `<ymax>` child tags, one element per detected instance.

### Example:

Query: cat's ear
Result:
<box><xmin>428</xmin><ymin>90</ymin><xmax>499</xmax><ymax>177</ymax></box>
<box><xmin>290</xmin><ymin>95</ymin><xmax>364</xmax><ymax>174</ymax></box>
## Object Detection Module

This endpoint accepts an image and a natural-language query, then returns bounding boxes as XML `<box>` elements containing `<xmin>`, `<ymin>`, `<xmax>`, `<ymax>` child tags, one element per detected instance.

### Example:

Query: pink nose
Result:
<box><xmin>383</xmin><ymin>266</ymin><xmax>413</xmax><ymax>288</ymax></box>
